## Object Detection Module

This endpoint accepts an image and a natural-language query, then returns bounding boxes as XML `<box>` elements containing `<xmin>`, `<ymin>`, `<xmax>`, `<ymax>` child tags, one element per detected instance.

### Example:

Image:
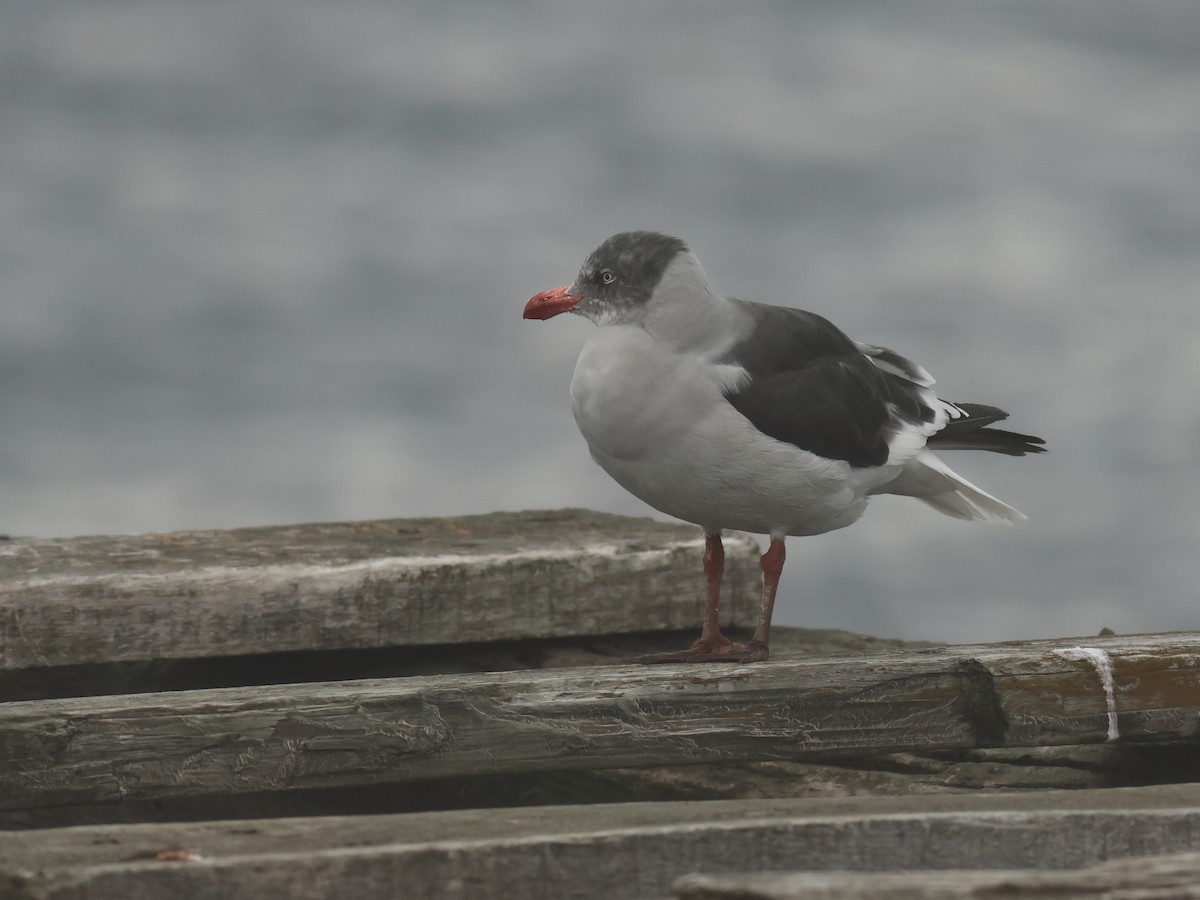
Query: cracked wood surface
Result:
<box><xmin>1</xmin><ymin>632</ymin><xmax>1197</xmax><ymax>816</ymax></box>
<box><xmin>0</xmin><ymin>509</ymin><xmax>760</xmax><ymax>671</ymax></box>
<box><xmin>4</xmin><ymin>787</ymin><xmax>1200</xmax><ymax>900</ymax></box>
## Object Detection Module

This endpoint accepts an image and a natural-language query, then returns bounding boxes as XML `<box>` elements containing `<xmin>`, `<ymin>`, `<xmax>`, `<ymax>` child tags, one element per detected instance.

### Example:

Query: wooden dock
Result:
<box><xmin>1</xmin><ymin>509</ymin><xmax>1198</xmax><ymax>898</ymax></box>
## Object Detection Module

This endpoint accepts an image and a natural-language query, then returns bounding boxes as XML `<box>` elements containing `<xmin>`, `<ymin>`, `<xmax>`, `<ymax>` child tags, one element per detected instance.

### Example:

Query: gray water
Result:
<box><xmin>2</xmin><ymin>1</ymin><xmax>1198</xmax><ymax>643</ymax></box>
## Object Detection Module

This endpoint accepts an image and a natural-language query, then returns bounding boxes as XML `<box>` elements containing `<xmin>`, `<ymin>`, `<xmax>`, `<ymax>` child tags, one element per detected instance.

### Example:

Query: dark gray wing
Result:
<box><xmin>720</xmin><ymin>301</ymin><xmax>936</xmax><ymax>468</ymax></box>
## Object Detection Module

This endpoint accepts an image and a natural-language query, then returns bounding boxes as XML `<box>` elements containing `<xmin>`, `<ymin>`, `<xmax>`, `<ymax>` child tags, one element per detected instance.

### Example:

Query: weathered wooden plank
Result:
<box><xmin>4</xmin><ymin>787</ymin><xmax>1200</xmax><ymax>900</ymax></box>
<box><xmin>1</xmin><ymin>632</ymin><xmax>1197</xmax><ymax>817</ymax></box>
<box><xmin>673</xmin><ymin>852</ymin><xmax>1200</xmax><ymax>899</ymax></box>
<box><xmin>590</xmin><ymin>741</ymin><xmax>1200</xmax><ymax>804</ymax></box>
<box><xmin>0</xmin><ymin>509</ymin><xmax>760</xmax><ymax>670</ymax></box>
<box><xmin>0</xmin><ymin>624</ymin><xmax>927</xmax><ymax>704</ymax></box>
<box><xmin>9</xmin><ymin>741</ymin><xmax>1193</xmax><ymax>831</ymax></box>
<box><xmin>16</xmin><ymin>625</ymin><xmax>1152</xmax><ymax>827</ymax></box>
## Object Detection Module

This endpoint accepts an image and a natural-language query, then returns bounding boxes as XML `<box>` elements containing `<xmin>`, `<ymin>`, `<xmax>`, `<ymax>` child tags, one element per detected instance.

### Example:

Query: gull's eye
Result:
<box><xmin>600</xmin><ymin>270</ymin><xmax>616</xmax><ymax>285</ymax></box>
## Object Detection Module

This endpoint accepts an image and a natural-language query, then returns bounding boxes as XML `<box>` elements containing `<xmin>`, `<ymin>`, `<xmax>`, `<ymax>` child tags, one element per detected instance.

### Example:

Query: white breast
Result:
<box><xmin>569</xmin><ymin>326</ymin><xmax>874</xmax><ymax>537</ymax></box>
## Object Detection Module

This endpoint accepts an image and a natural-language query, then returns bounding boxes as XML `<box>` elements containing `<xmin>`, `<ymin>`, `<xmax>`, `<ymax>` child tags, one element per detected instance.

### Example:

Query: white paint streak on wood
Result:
<box><xmin>1055</xmin><ymin>646</ymin><xmax>1119</xmax><ymax>740</ymax></box>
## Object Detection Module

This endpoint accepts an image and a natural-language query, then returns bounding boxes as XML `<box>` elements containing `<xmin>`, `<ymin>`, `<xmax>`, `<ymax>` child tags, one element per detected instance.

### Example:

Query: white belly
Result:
<box><xmin>569</xmin><ymin>327</ymin><xmax>881</xmax><ymax>536</ymax></box>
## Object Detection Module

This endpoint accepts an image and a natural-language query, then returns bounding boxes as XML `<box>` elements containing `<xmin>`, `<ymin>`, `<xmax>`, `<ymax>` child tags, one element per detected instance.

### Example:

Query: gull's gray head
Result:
<box><xmin>523</xmin><ymin>231</ymin><xmax>688</xmax><ymax>324</ymax></box>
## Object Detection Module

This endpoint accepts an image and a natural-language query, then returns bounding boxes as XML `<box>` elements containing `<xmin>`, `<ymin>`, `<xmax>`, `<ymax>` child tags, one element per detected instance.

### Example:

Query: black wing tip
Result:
<box><xmin>1001</xmin><ymin>432</ymin><xmax>1048</xmax><ymax>455</ymax></box>
<box><xmin>934</xmin><ymin>402</ymin><xmax>1046</xmax><ymax>455</ymax></box>
<box><xmin>931</xmin><ymin>427</ymin><xmax>1047</xmax><ymax>456</ymax></box>
<box><xmin>950</xmin><ymin>402</ymin><xmax>1009</xmax><ymax>427</ymax></box>
<box><xmin>1019</xmin><ymin>433</ymin><xmax>1049</xmax><ymax>454</ymax></box>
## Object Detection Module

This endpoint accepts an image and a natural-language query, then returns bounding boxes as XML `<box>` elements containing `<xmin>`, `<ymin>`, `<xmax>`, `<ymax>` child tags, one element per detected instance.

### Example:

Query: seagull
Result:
<box><xmin>523</xmin><ymin>231</ymin><xmax>1045</xmax><ymax>663</ymax></box>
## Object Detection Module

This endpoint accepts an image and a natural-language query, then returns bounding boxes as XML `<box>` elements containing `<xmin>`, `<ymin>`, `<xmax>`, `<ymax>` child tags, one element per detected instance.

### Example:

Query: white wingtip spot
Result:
<box><xmin>1054</xmin><ymin>646</ymin><xmax>1119</xmax><ymax>741</ymax></box>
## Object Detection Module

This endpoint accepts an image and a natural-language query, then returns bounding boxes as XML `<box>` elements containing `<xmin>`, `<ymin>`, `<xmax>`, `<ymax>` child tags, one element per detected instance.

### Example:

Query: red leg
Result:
<box><xmin>695</xmin><ymin>531</ymin><xmax>730</xmax><ymax>648</ymax></box>
<box><xmin>635</xmin><ymin>532</ymin><xmax>784</xmax><ymax>664</ymax></box>
<box><xmin>746</xmin><ymin>535</ymin><xmax>785</xmax><ymax>658</ymax></box>
<box><xmin>634</xmin><ymin>532</ymin><xmax>738</xmax><ymax>663</ymax></box>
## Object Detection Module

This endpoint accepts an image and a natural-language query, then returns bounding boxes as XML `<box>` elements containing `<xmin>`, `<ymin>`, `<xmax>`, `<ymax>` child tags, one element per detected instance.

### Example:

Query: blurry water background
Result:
<box><xmin>2</xmin><ymin>1</ymin><xmax>1197</xmax><ymax>642</ymax></box>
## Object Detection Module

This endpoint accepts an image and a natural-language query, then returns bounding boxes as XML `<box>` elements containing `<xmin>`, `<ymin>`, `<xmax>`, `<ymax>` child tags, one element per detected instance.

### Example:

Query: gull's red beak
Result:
<box><xmin>523</xmin><ymin>285</ymin><xmax>582</xmax><ymax>320</ymax></box>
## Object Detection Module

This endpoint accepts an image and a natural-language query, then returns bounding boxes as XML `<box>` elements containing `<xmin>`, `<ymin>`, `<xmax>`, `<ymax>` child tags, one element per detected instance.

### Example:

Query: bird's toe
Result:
<box><xmin>630</xmin><ymin>636</ymin><xmax>769</xmax><ymax>665</ymax></box>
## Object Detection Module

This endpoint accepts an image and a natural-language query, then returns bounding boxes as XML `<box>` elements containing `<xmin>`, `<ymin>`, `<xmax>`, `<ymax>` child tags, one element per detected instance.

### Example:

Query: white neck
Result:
<box><xmin>641</xmin><ymin>252</ymin><xmax>743</xmax><ymax>355</ymax></box>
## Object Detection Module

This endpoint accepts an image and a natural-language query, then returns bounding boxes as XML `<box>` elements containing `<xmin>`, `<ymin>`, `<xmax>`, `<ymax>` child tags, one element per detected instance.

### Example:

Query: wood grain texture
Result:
<box><xmin>1</xmin><ymin>632</ymin><xmax>1198</xmax><ymax>815</ymax></box>
<box><xmin>4</xmin><ymin>788</ymin><xmax>1200</xmax><ymax>900</ymax></box>
<box><xmin>674</xmin><ymin>852</ymin><xmax>1200</xmax><ymax>899</ymax></box>
<box><xmin>0</xmin><ymin>509</ymin><xmax>761</xmax><ymax>670</ymax></box>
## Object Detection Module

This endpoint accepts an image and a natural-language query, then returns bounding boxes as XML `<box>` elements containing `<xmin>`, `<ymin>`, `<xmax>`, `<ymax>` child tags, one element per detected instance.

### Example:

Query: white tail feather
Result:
<box><xmin>886</xmin><ymin>450</ymin><xmax>1026</xmax><ymax>524</ymax></box>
